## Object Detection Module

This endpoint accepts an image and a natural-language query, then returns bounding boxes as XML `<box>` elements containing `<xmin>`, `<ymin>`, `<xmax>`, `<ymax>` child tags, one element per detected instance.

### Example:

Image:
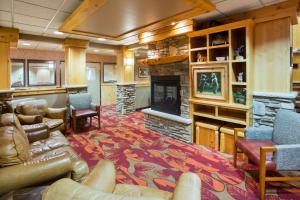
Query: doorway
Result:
<box><xmin>86</xmin><ymin>62</ymin><xmax>101</xmax><ymax>105</ymax></box>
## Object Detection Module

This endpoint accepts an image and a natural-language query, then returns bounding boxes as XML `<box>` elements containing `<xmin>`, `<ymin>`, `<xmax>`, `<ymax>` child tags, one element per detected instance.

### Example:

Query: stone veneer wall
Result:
<box><xmin>116</xmin><ymin>84</ymin><xmax>136</xmax><ymax>115</ymax></box>
<box><xmin>144</xmin><ymin>113</ymin><xmax>192</xmax><ymax>143</ymax></box>
<box><xmin>143</xmin><ymin>35</ymin><xmax>191</xmax><ymax>143</ymax></box>
<box><xmin>253</xmin><ymin>92</ymin><xmax>298</xmax><ymax>127</ymax></box>
<box><xmin>150</xmin><ymin>60</ymin><xmax>190</xmax><ymax>119</ymax></box>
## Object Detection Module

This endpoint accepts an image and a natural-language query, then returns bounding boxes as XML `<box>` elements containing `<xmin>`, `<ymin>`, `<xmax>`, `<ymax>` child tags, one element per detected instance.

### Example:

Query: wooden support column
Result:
<box><xmin>0</xmin><ymin>28</ymin><xmax>19</xmax><ymax>90</ymax></box>
<box><xmin>64</xmin><ymin>38</ymin><xmax>89</xmax><ymax>86</ymax></box>
<box><xmin>116</xmin><ymin>46</ymin><xmax>135</xmax><ymax>83</ymax></box>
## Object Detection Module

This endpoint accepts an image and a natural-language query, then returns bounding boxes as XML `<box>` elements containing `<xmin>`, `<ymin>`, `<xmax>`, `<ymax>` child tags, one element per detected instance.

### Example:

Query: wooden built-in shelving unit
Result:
<box><xmin>188</xmin><ymin>19</ymin><xmax>254</xmax><ymax>142</ymax></box>
<box><xmin>138</xmin><ymin>54</ymin><xmax>189</xmax><ymax>66</ymax></box>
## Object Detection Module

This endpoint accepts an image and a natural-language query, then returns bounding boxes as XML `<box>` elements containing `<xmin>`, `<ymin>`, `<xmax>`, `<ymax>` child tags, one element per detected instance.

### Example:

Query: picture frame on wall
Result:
<box><xmin>192</xmin><ymin>65</ymin><xmax>228</xmax><ymax>101</ymax></box>
<box><xmin>138</xmin><ymin>67</ymin><xmax>149</xmax><ymax>78</ymax></box>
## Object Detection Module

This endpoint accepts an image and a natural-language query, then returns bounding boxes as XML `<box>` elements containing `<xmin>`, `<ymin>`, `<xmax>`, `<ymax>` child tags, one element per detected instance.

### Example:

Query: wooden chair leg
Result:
<box><xmin>73</xmin><ymin>117</ymin><xmax>77</xmax><ymax>133</ymax></box>
<box><xmin>98</xmin><ymin>115</ymin><xmax>100</xmax><ymax>128</ymax></box>
<box><xmin>90</xmin><ymin>117</ymin><xmax>92</xmax><ymax>126</ymax></box>
<box><xmin>233</xmin><ymin>143</ymin><xmax>237</xmax><ymax>168</ymax></box>
<box><xmin>259</xmin><ymin>148</ymin><xmax>268</xmax><ymax>200</ymax></box>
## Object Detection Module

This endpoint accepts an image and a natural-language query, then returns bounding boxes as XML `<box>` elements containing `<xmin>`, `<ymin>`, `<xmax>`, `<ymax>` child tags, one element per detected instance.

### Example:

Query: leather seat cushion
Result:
<box><xmin>75</xmin><ymin>109</ymin><xmax>97</xmax><ymax>118</ymax></box>
<box><xmin>43</xmin><ymin>118</ymin><xmax>64</xmax><ymax>129</ymax></box>
<box><xmin>20</xmin><ymin>100</ymin><xmax>48</xmax><ymax>117</ymax></box>
<box><xmin>236</xmin><ymin>138</ymin><xmax>276</xmax><ymax>170</ymax></box>
<box><xmin>30</xmin><ymin>131</ymin><xmax>69</xmax><ymax>156</ymax></box>
<box><xmin>114</xmin><ymin>184</ymin><xmax>173</xmax><ymax>200</ymax></box>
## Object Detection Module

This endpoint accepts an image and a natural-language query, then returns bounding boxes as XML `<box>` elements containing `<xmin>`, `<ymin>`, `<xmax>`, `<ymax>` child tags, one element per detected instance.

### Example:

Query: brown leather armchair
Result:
<box><xmin>14</xmin><ymin>99</ymin><xmax>67</xmax><ymax>133</ymax></box>
<box><xmin>0</xmin><ymin>113</ymin><xmax>89</xmax><ymax>196</ymax></box>
<box><xmin>43</xmin><ymin>160</ymin><xmax>201</xmax><ymax>200</ymax></box>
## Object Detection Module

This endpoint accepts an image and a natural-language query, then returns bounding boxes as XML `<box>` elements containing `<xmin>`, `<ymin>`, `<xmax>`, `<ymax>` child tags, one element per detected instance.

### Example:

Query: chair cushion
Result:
<box><xmin>43</xmin><ymin>118</ymin><xmax>64</xmax><ymax>129</ymax></box>
<box><xmin>114</xmin><ymin>184</ymin><xmax>173</xmax><ymax>200</ymax></box>
<box><xmin>69</xmin><ymin>93</ymin><xmax>92</xmax><ymax>110</ymax></box>
<box><xmin>30</xmin><ymin>131</ymin><xmax>69</xmax><ymax>156</ymax></box>
<box><xmin>75</xmin><ymin>109</ymin><xmax>98</xmax><ymax>118</ymax></box>
<box><xmin>273</xmin><ymin>110</ymin><xmax>300</xmax><ymax>145</ymax></box>
<box><xmin>236</xmin><ymin>138</ymin><xmax>276</xmax><ymax>170</ymax></box>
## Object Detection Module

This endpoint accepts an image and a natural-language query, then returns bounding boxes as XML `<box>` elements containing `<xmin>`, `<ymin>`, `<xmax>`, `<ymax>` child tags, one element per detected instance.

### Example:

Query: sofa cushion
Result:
<box><xmin>43</xmin><ymin>118</ymin><xmax>64</xmax><ymax>129</ymax></box>
<box><xmin>236</xmin><ymin>138</ymin><xmax>276</xmax><ymax>170</ymax></box>
<box><xmin>30</xmin><ymin>131</ymin><xmax>69</xmax><ymax>156</ymax></box>
<box><xmin>69</xmin><ymin>93</ymin><xmax>92</xmax><ymax>110</ymax></box>
<box><xmin>0</xmin><ymin>126</ymin><xmax>30</xmax><ymax>167</ymax></box>
<box><xmin>273</xmin><ymin>110</ymin><xmax>300</xmax><ymax>145</ymax></box>
<box><xmin>114</xmin><ymin>184</ymin><xmax>173</xmax><ymax>200</ymax></box>
<box><xmin>20</xmin><ymin>99</ymin><xmax>48</xmax><ymax>117</ymax></box>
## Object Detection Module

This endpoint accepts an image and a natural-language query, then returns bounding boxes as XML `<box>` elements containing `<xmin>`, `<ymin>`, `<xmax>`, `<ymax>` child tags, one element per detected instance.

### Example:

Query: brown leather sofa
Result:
<box><xmin>13</xmin><ymin>99</ymin><xmax>67</xmax><ymax>133</ymax></box>
<box><xmin>0</xmin><ymin>113</ymin><xmax>89</xmax><ymax>196</ymax></box>
<box><xmin>43</xmin><ymin>160</ymin><xmax>201</xmax><ymax>200</ymax></box>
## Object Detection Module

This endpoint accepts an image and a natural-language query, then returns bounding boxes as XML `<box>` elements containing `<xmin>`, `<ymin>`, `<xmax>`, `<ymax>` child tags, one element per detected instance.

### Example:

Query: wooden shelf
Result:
<box><xmin>139</xmin><ymin>54</ymin><xmax>188</xmax><ymax>65</ymax></box>
<box><xmin>190</xmin><ymin>47</ymin><xmax>207</xmax><ymax>51</ymax></box>
<box><xmin>208</xmin><ymin>44</ymin><xmax>229</xmax><ymax>49</ymax></box>
<box><xmin>231</xmin><ymin>59</ymin><xmax>247</xmax><ymax>63</ymax></box>
<box><xmin>193</xmin><ymin>111</ymin><xmax>247</xmax><ymax>126</ymax></box>
<box><xmin>232</xmin><ymin>82</ymin><xmax>247</xmax><ymax>86</ymax></box>
<box><xmin>189</xmin><ymin>98</ymin><xmax>251</xmax><ymax>110</ymax></box>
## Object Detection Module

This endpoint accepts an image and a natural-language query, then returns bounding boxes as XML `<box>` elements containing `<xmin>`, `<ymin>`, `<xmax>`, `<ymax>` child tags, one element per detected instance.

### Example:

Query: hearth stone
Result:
<box><xmin>116</xmin><ymin>83</ymin><xmax>136</xmax><ymax>115</ymax></box>
<box><xmin>143</xmin><ymin>108</ymin><xmax>192</xmax><ymax>143</ymax></box>
<box><xmin>253</xmin><ymin>92</ymin><xmax>298</xmax><ymax>127</ymax></box>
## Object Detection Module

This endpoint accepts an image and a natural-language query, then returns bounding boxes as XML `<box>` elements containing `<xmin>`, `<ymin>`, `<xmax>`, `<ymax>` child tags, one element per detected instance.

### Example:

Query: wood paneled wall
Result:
<box><xmin>0</xmin><ymin>42</ymin><xmax>10</xmax><ymax>90</ymax></box>
<box><xmin>253</xmin><ymin>17</ymin><xmax>292</xmax><ymax>92</ymax></box>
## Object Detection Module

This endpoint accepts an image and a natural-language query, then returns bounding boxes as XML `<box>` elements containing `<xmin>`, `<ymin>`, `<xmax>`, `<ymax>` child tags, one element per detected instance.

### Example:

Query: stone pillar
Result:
<box><xmin>253</xmin><ymin>92</ymin><xmax>298</xmax><ymax>127</ymax></box>
<box><xmin>64</xmin><ymin>38</ymin><xmax>89</xmax><ymax>87</ymax></box>
<box><xmin>116</xmin><ymin>47</ymin><xmax>135</xmax><ymax>115</ymax></box>
<box><xmin>0</xmin><ymin>27</ymin><xmax>19</xmax><ymax>90</ymax></box>
<box><xmin>116</xmin><ymin>83</ymin><xmax>136</xmax><ymax>115</ymax></box>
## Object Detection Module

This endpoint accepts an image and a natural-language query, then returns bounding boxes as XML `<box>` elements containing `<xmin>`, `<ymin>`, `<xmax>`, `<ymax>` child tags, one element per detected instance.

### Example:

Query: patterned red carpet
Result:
<box><xmin>68</xmin><ymin>105</ymin><xmax>300</xmax><ymax>200</ymax></box>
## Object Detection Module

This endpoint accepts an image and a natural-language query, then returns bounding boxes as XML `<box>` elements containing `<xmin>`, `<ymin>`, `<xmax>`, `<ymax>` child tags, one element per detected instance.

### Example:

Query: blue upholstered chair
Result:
<box><xmin>68</xmin><ymin>93</ymin><xmax>100</xmax><ymax>132</ymax></box>
<box><xmin>233</xmin><ymin>110</ymin><xmax>300</xmax><ymax>200</ymax></box>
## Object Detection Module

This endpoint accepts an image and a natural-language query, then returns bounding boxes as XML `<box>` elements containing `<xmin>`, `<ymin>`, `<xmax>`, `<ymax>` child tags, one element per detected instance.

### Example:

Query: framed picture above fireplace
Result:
<box><xmin>192</xmin><ymin>65</ymin><xmax>228</xmax><ymax>101</ymax></box>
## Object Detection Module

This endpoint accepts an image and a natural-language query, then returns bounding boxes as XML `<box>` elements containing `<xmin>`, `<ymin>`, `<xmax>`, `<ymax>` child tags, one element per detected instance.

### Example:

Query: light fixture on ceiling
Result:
<box><xmin>93</xmin><ymin>49</ymin><xmax>100</xmax><ymax>52</ymax></box>
<box><xmin>22</xmin><ymin>43</ymin><xmax>31</xmax><ymax>46</ymax></box>
<box><xmin>97</xmin><ymin>38</ymin><xmax>106</xmax><ymax>41</ymax></box>
<box><xmin>53</xmin><ymin>31</ymin><xmax>64</xmax><ymax>35</ymax></box>
<box><xmin>171</xmin><ymin>22</ymin><xmax>177</xmax><ymax>25</ymax></box>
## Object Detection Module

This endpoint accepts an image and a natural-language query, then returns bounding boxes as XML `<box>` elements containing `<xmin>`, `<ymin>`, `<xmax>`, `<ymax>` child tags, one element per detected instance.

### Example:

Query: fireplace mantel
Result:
<box><xmin>138</xmin><ymin>54</ymin><xmax>188</xmax><ymax>66</ymax></box>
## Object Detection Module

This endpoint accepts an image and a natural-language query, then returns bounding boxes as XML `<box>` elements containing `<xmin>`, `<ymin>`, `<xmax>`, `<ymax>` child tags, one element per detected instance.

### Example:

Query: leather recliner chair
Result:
<box><xmin>43</xmin><ymin>159</ymin><xmax>201</xmax><ymax>200</ymax></box>
<box><xmin>13</xmin><ymin>99</ymin><xmax>67</xmax><ymax>133</ymax></box>
<box><xmin>0</xmin><ymin>113</ymin><xmax>89</xmax><ymax>196</ymax></box>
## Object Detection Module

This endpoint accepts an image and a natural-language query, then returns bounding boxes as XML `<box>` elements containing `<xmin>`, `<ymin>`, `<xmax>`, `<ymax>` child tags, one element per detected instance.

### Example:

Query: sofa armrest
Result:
<box><xmin>82</xmin><ymin>160</ymin><xmax>116</xmax><ymax>193</ymax></box>
<box><xmin>0</xmin><ymin>153</ymin><xmax>72</xmax><ymax>196</ymax></box>
<box><xmin>172</xmin><ymin>172</ymin><xmax>201</xmax><ymax>200</ymax></box>
<box><xmin>22</xmin><ymin>123</ymin><xmax>50</xmax><ymax>143</ymax></box>
<box><xmin>17</xmin><ymin>114</ymin><xmax>43</xmax><ymax>125</ymax></box>
<box><xmin>245</xmin><ymin>127</ymin><xmax>274</xmax><ymax>140</ymax></box>
<box><xmin>274</xmin><ymin>144</ymin><xmax>300</xmax><ymax>170</ymax></box>
<box><xmin>47</xmin><ymin>107</ymin><xmax>67</xmax><ymax>120</ymax></box>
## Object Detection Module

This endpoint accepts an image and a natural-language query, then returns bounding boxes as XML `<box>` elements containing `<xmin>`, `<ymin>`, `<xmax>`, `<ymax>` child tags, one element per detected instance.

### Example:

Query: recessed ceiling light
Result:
<box><xmin>171</xmin><ymin>22</ymin><xmax>176</xmax><ymax>25</ymax></box>
<box><xmin>93</xmin><ymin>49</ymin><xmax>100</xmax><ymax>52</ymax></box>
<box><xmin>54</xmin><ymin>31</ymin><xmax>64</xmax><ymax>35</ymax></box>
<box><xmin>97</xmin><ymin>38</ymin><xmax>106</xmax><ymax>41</ymax></box>
<box><xmin>22</xmin><ymin>43</ymin><xmax>31</xmax><ymax>46</ymax></box>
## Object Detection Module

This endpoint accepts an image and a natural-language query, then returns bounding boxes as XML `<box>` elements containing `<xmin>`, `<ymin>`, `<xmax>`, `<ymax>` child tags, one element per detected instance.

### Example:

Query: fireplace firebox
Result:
<box><xmin>151</xmin><ymin>76</ymin><xmax>181</xmax><ymax>115</ymax></box>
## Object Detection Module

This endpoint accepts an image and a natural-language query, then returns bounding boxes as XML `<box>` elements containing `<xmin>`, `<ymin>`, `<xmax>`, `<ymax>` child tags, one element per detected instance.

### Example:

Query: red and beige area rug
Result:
<box><xmin>68</xmin><ymin>105</ymin><xmax>300</xmax><ymax>200</ymax></box>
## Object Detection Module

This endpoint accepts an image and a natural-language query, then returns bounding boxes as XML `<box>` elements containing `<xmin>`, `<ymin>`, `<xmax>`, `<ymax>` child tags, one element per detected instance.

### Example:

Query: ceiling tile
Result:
<box><xmin>216</xmin><ymin>0</ymin><xmax>263</xmax><ymax>16</ymax></box>
<box><xmin>0</xmin><ymin>21</ymin><xmax>12</xmax><ymax>27</ymax></box>
<box><xmin>0</xmin><ymin>10</ymin><xmax>11</xmax><ymax>22</ymax></box>
<box><xmin>0</xmin><ymin>0</ymin><xmax>12</xmax><ymax>12</ymax></box>
<box><xmin>61</xmin><ymin>0</ymin><xmax>82</xmax><ymax>13</ymax></box>
<box><xmin>14</xmin><ymin>23</ymin><xmax>44</xmax><ymax>34</ymax></box>
<box><xmin>17</xmin><ymin>0</ymin><xmax>64</xmax><ymax>10</ymax></box>
<box><xmin>194</xmin><ymin>10</ymin><xmax>225</xmax><ymax>22</ymax></box>
<box><xmin>14</xmin><ymin>14</ymin><xmax>49</xmax><ymax>27</ymax></box>
<box><xmin>48</xmin><ymin>11</ymin><xmax>69</xmax><ymax>29</ymax></box>
<box><xmin>14</xmin><ymin>1</ymin><xmax>56</xmax><ymax>20</ymax></box>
